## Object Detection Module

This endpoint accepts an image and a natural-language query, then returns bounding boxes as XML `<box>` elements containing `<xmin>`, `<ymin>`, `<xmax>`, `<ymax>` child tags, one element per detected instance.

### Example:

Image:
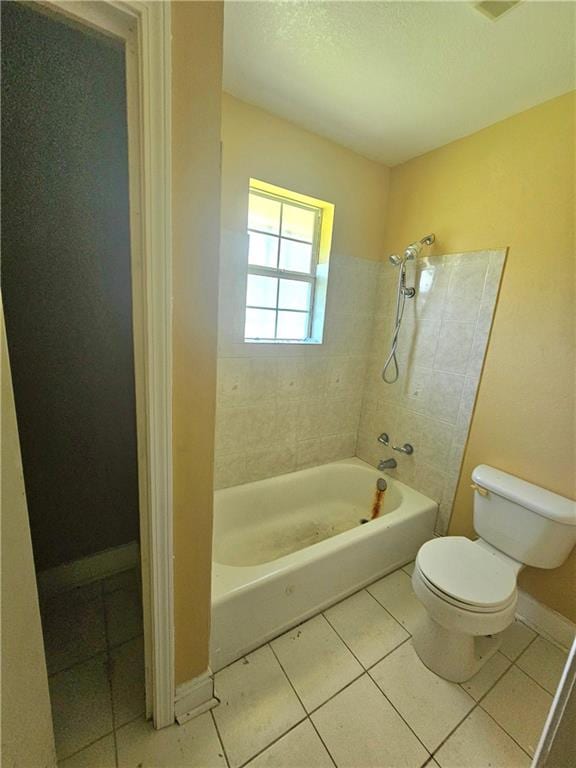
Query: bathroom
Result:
<box><xmin>2</xmin><ymin>2</ymin><xmax>575</xmax><ymax>768</ymax></box>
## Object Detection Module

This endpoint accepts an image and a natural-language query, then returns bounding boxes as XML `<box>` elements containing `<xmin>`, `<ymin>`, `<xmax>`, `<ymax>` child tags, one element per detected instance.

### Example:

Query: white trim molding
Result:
<box><xmin>124</xmin><ymin>0</ymin><xmax>174</xmax><ymax>730</ymax></box>
<box><xmin>517</xmin><ymin>590</ymin><xmax>576</xmax><ymax>651</ymax></box>
<box><xmin>175</xmin><ymin>672</ymin><xmax>218</xmax><ymax>725</ymax></box>
<box><xmin>37</xmin><ymin>541</ymin><xmax>139</xmax><ymax>600</ymax></box>
<box><xmin>38</xmin><ymin>0</ymin><xmax>174</xmax><ymax>730</ymax></box>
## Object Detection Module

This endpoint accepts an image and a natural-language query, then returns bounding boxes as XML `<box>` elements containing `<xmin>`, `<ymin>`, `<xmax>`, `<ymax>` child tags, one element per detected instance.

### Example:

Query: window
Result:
<box><xmin>244</xmin><ymin>181</ymin><xmax>333</xmax><ymax>343</ymax></box>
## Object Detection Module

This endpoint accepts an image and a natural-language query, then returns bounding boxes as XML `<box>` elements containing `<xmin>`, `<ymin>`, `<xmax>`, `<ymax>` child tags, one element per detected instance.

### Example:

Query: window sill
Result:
<box><xmin>244</xmin><ymin>338</ymin><xmax>323</xmax><ymax>346</ymax></box>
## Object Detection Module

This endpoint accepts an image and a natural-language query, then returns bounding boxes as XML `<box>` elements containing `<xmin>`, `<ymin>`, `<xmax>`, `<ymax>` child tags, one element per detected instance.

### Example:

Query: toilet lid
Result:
<box><xmin>416</xmin><ymin>537</ymin><xmax>517</xmax><ymax>609</ymax></box>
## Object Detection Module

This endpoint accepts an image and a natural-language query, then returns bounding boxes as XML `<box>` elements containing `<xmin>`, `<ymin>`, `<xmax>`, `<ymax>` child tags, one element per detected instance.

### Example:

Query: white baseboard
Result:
<box><xmin>175</xmin><ymin>671</ymin><xmax>218</xmax><ymax>725</ymax></box>
<box><xmin>517</xmin><ymin>590</ymin><xmax>576</xmax><ymax>651</ymax></box>
<box><xmin>37</xmin><ymin>540</ymin><xmax>139</xmax><ymax>600</ymax></box>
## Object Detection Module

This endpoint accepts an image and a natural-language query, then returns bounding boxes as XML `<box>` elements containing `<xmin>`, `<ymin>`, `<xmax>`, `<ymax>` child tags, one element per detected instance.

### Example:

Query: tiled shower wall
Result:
<box><xmin>215</xmin><ymin>230</ymin><xmax>380</xmax><ymax>489</ymax></box>
<box><xmin>356</xmin><ymin>249</ymin><xmax>506</xmax><ymax>533</ymax></box>
<box><xmin>215</xmin><ymin>238</ymin><xmax>505</xmax><ymax>533</ymax></box>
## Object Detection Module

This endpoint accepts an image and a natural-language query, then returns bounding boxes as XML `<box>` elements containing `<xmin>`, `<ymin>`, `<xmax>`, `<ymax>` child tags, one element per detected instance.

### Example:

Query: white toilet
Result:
<box><xmin>411</xmin><ymin>464</ymin><xmax>576</xmax><ymax>682</ymax></box>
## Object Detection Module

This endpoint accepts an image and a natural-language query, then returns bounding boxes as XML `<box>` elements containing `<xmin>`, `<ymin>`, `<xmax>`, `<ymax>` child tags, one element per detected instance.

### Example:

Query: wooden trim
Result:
<box><xmin>35</xmin><ymin>0</ymin><xmax>174</xmax><ymax>729</ymax></box>
<box><xmin>37</xmin><ymin>541</ymin><xmax>139</xmax><ymax>600</ymax></box>
<box><xmin>174</xmin><ymin>671</ymin><xmax>218</xmax><ymax>725</ymax></box>
<box><xmin>517</xmin><ymin>590</ymin><xmax>576</xmax><ymax>651</ymax></box>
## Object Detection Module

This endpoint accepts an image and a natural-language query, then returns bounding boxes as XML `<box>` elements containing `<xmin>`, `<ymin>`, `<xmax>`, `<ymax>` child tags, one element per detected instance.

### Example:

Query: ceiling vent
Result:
<box><xmin>475</xmin><ymin>1</ymin><xmax>522</xmax><ymax>21</ymax></box>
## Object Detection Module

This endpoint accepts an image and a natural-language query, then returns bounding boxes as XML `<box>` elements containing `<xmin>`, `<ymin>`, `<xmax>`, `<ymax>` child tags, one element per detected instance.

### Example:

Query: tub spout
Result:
<box><xmin>378</xmin><ymin>458</ymin><xmax>397</xmax><ymax>471</ymax></box>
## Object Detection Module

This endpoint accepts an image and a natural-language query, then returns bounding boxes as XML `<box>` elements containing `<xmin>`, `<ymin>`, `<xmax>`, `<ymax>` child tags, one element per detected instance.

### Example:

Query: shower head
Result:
<box><xmin>388</xmin><ymin>234</ymin><xmax>435</xmax><ymax>266</ymax></box>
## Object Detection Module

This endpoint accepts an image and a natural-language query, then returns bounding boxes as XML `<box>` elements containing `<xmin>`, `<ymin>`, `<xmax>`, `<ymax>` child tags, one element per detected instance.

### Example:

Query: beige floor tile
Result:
<box><xmin>213</xmin><ymin>644</ymin><xmax>306</xmax><ymax>768</ymax></box>
<box><xmin>312</xmin><ymin>675</ymin><xmax>429</xmax><ymax>768</ymax></box>
<box><xmin>110</xmin><ymin>637</ymin><xmax>145</xmax><ymax>727</ymax></box>
<box><xmin>481</xmin><ymin>666</ymin><xmax>552</xmax><ymax>756</ymax></box>
<box><xmin>245</xmin><ymin>720</ymin><xmax>333</xmax><ymax>768</ymax></box>
<box><xmin>58</xmin><ymin>735</ymin><xmax>116</xmax><ymax>768</ymax></box>
<box><xmin>370</xmin><ymin>641</ymin><xmax>474</xmax><ymax>752</ymax></box>
<box><xmin>324</xmin><ymin>589</ymin><xmax>409</xmax><ymax>668</ymax></box>
<box><xmin>402</xmin><ymin>561</ymin><xmax>416</xmax><ymax>576</ymax></box>
<box><xmin>366</xmin><ymin>570</ymin><xmax>425</xmax><ymax>634</ymax></box>
<box><xmin>271</xmin><ymin>614</ymin><xmax>363</xmax><ymax>711</ymax></box>
<box><xmin>499</xmin><ymin>620</ymin><xmax>536</xmax><ymax>661</ymax></box>
<box><xmin>516</xmin><ymin>635</ymin><xmax>568</xmax><ymax>694</ymax></box>
<box><xmin>49</xmin><ymin>655</ymin><xmax>113</xmax><ymax>760</ymax></box>
<box><xmin>116</xmin><ymin>713</ymin><xmax>226</xmax><ymax>767</ymax></box>
<box><xmin>460</xmin><ymin>652</ymin><xmax>511</xmax><ymax>701</ymax></box>
<box><xmin>435</xmin><ymin>708</ymin><xmax>530</xmax><ymax>767</ymax></box>
<box><xmin>104</xmin><ymin>587</ymin><xmax>143</xmax><ymax>647</ymax></box>
<box><xmin>42</xmin><ymin>584</ymin><xmax>106</xmax><ymax>675</ymax></box>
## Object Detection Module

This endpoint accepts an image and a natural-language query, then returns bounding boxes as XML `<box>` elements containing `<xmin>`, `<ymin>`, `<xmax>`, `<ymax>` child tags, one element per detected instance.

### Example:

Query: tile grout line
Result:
<box><xmin>267</xmin><ymin>642</ymin><xmax>338</xmax><ymax>768</ymax></box>
<box><xmin>321</xmin><ymin>602</ymin><xmax>412</xmax><ymax>674</ymax></box>
<box><xmin>508</xmin><ymin>633</ymin><xmax>564</xmax><ymax>697</ymax></box>
<box><xmin>47</xmin><ymin>630</ymin><xmax>144</xmax><ymax>681</ymax></box>
<box><xmin>428</xmin><ymin>649</ymin><xmax>539</xmax><ymax>763</ymax></box>
<box><xmin>100</xmin><ymin>578</ymin><xmax>120</xmax><ymax>768</ymax></box>
<box><xmin>475</xmin><ymin>703</ymin><xmax>534</xmax><ymax>762</ymax></box>
<box><xmin>234</xmin><ymin>716</ymin><xmax>308</xmax><ymax>768</ymax></box>
<box><xmin>58</xmin><ymin>732</ymin><xmax>117</xmax><ymax>765</ymax></box>
<box><xmin>429</xmin><ymin>632</ymin><xmax>541</xmax><ymax>762</ymax></box>
<box><xmin>209</xmin><ymin>707</ymin><xmax>231</xmax><ymax>768</ymax></box>
<box><xmin>267</xmin><ymin>616</ymin><xmax>429</xmax><ymax>767</ymax></box>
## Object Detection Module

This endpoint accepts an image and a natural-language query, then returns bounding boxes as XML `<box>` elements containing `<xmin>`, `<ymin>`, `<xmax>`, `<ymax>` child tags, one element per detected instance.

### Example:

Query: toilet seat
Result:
<box><xmin>415</xmin><ymin>537</ymin><xmax>517</xmax><ymax>613</ymax></box>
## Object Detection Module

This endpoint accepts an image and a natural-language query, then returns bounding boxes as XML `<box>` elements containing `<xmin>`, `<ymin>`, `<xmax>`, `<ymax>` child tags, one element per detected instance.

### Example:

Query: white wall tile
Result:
<box><xmin>216</xmin><ymin>244</ymin><xmax>505</xmax><ymax>505</ymax></box>
<box><xmin>215</xmin><ymin>247</ymin><xmax>379</xmax><ymax>487</ymax></box>
<box><xmin>358</xmin><ymin>249</ymin><xmax>505</xmax><ymax>531</ymax></box>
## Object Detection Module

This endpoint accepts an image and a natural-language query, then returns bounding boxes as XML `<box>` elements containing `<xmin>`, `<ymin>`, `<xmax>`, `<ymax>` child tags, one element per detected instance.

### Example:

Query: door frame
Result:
<box><xmin>37</xmin><ymin>0</ymin><xmax>174</xmax><ymax>729</ymax></box>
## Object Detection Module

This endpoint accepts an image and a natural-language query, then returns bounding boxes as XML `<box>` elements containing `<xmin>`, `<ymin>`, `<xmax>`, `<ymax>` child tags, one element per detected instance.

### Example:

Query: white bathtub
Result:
<box><xmin>210</xmin><ymin>458</ymin><xmax>437</xmax><ymax>671</ymax></box>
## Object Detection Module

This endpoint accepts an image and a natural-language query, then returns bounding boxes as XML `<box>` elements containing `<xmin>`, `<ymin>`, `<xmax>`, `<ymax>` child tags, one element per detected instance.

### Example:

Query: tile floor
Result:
<box><xmin>48</xmin><ymin>563</ymin><xmax>570</xmax><ymax>768</ymax></box>
<box><xmin>41</xmin><ymin>568</ymin><xmax>145</xmax><ymax>766</ymax></box>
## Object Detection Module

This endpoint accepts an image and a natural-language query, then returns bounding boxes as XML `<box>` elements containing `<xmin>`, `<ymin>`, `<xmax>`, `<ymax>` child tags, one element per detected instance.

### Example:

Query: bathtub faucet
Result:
<box><xmin>378</xmin><ymin>458</ymin><xmax>397</xmax><ymax>471</ymax></box>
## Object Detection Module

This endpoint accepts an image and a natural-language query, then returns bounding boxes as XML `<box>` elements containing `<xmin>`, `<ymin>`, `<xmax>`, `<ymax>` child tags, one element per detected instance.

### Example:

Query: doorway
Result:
<box><xmin>1</xmin><ymin>0</ymin><xmax>171</xmax><ymax>758</ymax></box>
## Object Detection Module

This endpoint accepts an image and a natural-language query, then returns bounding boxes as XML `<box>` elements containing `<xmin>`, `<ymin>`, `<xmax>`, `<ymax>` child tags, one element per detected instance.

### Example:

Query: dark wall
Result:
<box><xmin>1</xmin><ymin>3</ymin><xmax>139</xmax><ymax>571</ymax></box>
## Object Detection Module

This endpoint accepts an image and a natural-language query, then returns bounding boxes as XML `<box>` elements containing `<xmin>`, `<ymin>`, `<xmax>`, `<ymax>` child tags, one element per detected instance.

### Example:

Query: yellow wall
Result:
<box><xmin>221</xmin><ymin>94</ymin><xmax>389</xmax><ymax>261</ymax></box>
<box><xmin>172</xmin><ymin>1</ymin><xmax>223</xmax><ymax>685</ymax></box>
<box><xmin>385</xmin><ymin>92</ymin><xmax>576</xmax><ymax>621</ymax></box>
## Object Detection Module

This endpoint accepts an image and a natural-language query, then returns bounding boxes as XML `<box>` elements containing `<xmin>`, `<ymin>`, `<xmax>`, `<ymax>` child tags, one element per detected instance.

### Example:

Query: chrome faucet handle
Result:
<box><xmin>392</xmin><ymin>442</ymin><xmax>414</xmax><ymax>455</ymax></box>
<box><xmin>377</xmin><ymin>433</ymin><xmax>390</xmax><ymax>446</ymax></box>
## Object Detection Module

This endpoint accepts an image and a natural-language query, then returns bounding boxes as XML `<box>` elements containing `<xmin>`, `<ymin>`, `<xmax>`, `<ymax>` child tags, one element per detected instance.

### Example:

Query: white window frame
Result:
<box><xmin>245</xmin><ymin>188</ymin><xmax>323</xmax><ymax>343</ymax></box>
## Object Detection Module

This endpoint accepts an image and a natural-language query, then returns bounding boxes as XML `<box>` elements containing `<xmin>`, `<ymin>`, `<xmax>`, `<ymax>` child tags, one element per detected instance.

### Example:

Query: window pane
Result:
<box><xmin>281</xmin><ymin>203</ymin><xmax>316</xmax><ymax>243</ymax></box>
<box><xmin>248</xmin><ymin>232</ymin><xmax>278</xmax><ymax>268</ymax></box>
<box><xmin>277</xmin><ymin>311</ymin><xmax>309</xmax><ymax>340</ymax></box>
<box><xmin>278</xmin><ymin>279</ymin><xmax>311</xmax><ymax>311</ymax></box>
<box><xmin>245</xmin><ymin>308</ymin><xmax>276</xmax><ymax>339</ymax></box>
<box><xmin>279</xmin><ymin>239</ymin><xmax>313</xmax><ymax>273</ymax></box>
<box><xmin>248</xmin><ymin>193</ymin><xmax>281</xmax><ymax>234</ymax></box>
<box><xmin>246</xmin><ymin>275</ymin><xmax>278</xmax><ymax>309</ymax></box>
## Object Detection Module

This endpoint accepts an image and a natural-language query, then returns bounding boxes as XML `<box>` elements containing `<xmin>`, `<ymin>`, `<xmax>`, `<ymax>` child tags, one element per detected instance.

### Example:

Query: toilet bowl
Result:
<box><xmin>411</xmin><ymin>537</ymin><xmax>520</xmax><ymax>682</ymax></box>
<box><xmin>411</xmin><ymin>465</ymin><xmax>576</xmax><ymax>683</ymax></box>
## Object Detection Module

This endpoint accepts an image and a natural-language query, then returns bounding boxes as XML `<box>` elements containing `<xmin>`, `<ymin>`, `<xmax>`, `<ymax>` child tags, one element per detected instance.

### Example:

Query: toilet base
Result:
<box><xmin>412</xmin><ymin>613</ymin><xmax>501</xmax><ymax>682</ymax></box>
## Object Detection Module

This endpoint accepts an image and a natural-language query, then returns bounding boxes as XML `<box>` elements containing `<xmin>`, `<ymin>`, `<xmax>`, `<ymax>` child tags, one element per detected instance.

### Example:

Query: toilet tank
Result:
<box><xmin>472</xmin><ymin>465</ymin><xmax>576</xmax><ymax>569</ymax></box>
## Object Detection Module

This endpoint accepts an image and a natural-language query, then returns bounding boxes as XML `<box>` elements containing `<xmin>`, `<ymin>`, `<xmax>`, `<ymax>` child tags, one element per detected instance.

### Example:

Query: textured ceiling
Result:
<box><xmin>223</xmin><ymin>1</ymin><xmax>575</xmax><ymax>165</ymax></box>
